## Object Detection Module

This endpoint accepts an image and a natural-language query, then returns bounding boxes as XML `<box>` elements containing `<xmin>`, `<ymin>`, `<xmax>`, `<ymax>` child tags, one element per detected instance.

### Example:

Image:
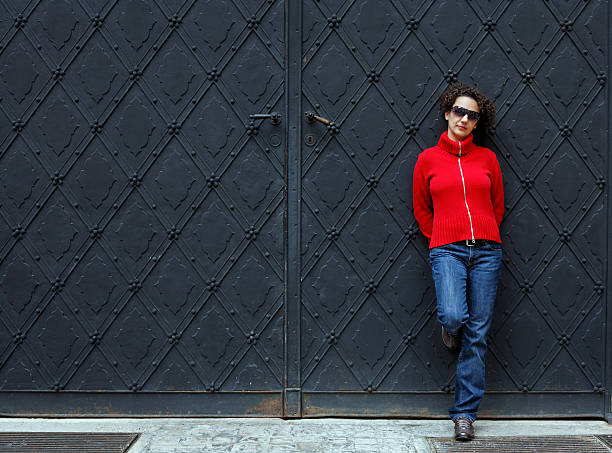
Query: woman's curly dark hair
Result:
<box><xmin>438</xmin><ymin>83</ymin><xmax>496</xmax><ymax>143</ymax></box>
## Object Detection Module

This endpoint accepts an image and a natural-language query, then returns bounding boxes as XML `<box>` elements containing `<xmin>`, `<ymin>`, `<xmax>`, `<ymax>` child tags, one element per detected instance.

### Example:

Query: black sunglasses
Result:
<box><xmin>451</xmin><ymin>106</ymin><xmax>480</xmax><ymax>122</ymax></box>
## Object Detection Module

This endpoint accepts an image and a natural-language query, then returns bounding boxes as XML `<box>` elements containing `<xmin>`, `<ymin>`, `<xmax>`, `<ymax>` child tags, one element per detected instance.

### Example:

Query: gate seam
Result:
<box><xmin>284</xmin><ymin>0</ymin><xmax>302</xmax><ymax>418</ymax></box>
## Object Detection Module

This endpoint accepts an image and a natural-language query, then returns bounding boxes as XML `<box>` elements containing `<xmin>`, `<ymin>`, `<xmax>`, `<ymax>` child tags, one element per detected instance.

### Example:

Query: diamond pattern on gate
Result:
<box><xmin>62</xmin><ymin>242</ymin><xmax>128</xmax><ymax>331</ymax></box>
<box><xmin>0</xmin><ymin>0</ymin><xmax>285</xmax><ymax>393</ymax></box>
<box><xmin>0</xmin><ymin>136</ymin><xmax>48</xmax><ymax>226</ymax></box>
<box><xmin>0</xmin><ymin>31</ymin><xmax>49</xmax><ymax>117</ymax></box>
<box><xmin>300</xmin><ymin>0</ymin><xmax>608</xmax><ymax>396</ymax></box>
<box><xmin>62</xmin><ymin>136</ymin><xmax>126</xmax><ymax>226</ymax></box>
<box><xmin>25</xmin><ymin>84</ymin><xmax>90</xmax><ymax>171</ymax></box>
<box><xmin>0</xmin><ymin>242</ymin><xmax>48</xmax><ymax>360</ymax></box>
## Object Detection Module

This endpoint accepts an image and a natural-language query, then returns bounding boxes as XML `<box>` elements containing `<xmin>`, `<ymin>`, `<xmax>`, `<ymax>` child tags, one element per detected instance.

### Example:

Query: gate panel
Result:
<box><xmin>0</xmin><ymin>0</ymin><xmax>609</xmax><ymax>418</ymax></box>
<box><xmin>0</xmin><ymin>0</ymin><xmax>285</xmax><ymax>414</ymax></box>
<box><xmin>300</xmin><ymin>0</ymin><xmax>609</xmax><ymax>417</ymax></box>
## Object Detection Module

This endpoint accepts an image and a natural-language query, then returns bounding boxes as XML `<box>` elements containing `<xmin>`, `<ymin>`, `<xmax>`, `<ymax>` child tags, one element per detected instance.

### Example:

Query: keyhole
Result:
<box><xmin>305</xmin><ymin>134</ymin><xmax>316</xmax><ymax>146</ymax></box>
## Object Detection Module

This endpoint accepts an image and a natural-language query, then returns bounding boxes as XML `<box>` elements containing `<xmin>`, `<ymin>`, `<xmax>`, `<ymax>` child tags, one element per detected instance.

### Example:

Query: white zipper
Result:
<box><xmin>458</xmin><ymin>141</ymin><xmax>475</xmax><ymax>241</ymax></box>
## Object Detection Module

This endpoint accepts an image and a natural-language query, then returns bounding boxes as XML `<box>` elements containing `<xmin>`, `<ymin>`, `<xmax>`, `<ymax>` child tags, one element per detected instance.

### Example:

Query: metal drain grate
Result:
<box><xmin>429</xmin><ymin>435</ymin><xmax>612</xmax><ymax>452</ymax></box>
<box><xmin>598</xmin><ymin>435</ymin><xmax>612</xmax><ymax>448</ymax></box>
<box><xmin>0</xmin><ymin>432</ymin><xmax>139</xmax><ymax>452</ymax></box>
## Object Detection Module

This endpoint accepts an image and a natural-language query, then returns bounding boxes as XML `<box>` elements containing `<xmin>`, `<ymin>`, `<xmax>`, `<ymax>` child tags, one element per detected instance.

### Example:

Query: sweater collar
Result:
<box><xmin>437</xmin><ymin>131</ymin><xmax>476</xmax><ymax>156</ymax></box>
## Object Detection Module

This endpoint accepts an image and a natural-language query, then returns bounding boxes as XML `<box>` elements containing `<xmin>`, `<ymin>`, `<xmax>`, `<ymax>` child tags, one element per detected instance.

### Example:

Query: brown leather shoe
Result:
<box><xmin>441</xmin><ymin>326</ymin><xmax>461</xmax><ymax>351</ymax></box>
<box><xmin>454</xmin><ymin>417</ymin><xmax>474</xmax><ymax>441</ymax></box>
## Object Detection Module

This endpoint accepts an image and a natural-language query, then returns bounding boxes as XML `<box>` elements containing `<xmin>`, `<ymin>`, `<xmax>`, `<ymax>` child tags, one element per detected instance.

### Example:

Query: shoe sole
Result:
<box><xmin>455</xmin><ymin>434</ymin><xmax>474</xmax><ymax>441</ymax></box>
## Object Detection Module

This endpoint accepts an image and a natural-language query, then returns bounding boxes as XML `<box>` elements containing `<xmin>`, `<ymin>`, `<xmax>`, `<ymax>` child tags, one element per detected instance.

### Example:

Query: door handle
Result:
<box><xmin>304</xmin><ymin>111</ymin><xmax>331</xmax><ymax>126</ymax></box>
<box><xmin>249</xmin><ymin>112</ymin><xmax>281</xmax><ymax>125</ymax></box>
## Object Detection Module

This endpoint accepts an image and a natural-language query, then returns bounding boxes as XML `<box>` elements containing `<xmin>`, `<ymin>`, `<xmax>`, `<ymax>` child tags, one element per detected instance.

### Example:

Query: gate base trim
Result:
<box><xmin>0</xmin><ymin>392</ymin><xmax>282</xmax><ymax>417</ymax></box>
<box><xmin>303</xmin><ymin>392</ymin><xmax>604</xmax><ymax>418</ymax></box>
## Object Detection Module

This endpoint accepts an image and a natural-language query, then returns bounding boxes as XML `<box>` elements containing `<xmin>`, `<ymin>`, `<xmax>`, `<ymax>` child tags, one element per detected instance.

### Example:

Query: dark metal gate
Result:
<box><xmin>0</xmin><ymin>0</ymin><xmax>609</xmax><ymax>418</ymax></box>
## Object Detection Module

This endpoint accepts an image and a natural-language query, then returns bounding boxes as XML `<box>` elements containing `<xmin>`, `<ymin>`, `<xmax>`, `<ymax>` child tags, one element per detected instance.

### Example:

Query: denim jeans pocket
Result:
<box><xmin>429</xmin><ymin>244</ymin><xmax>449</xmax><ymax>260</ymax></box>
<box><xmin>428</xmin><ymin>243</ymin><xmax>459</xmax><ymax>265</ymax></box>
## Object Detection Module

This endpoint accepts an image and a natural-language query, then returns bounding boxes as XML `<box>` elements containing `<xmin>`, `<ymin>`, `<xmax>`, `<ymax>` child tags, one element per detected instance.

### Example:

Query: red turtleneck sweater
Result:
<box><xmin>413</xmin><ymin>132</ymin><xmax>504</xmax><ymax>248</ymax></box>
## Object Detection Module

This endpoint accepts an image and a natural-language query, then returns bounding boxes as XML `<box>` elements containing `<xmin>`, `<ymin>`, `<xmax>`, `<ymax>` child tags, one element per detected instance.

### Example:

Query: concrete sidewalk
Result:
<box><xmin>0</xmin><ymin>418</ymin><xmax>611</xmax><ymax>452</ymax></box>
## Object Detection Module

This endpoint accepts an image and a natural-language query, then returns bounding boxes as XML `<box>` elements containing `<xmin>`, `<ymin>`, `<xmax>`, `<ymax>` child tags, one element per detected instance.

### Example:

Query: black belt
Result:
<box><xmin>453</xmin><ymin>239</ymin><xmax>490</xmax><ymax>247</ymax></box>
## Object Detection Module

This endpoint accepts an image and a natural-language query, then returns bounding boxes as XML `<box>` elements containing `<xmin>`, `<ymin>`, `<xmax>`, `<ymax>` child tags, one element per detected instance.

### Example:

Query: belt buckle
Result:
<box><xmin>466</xmin><ymin>239</ymin><xmax>476</xmax><ymax>247</ymax></box>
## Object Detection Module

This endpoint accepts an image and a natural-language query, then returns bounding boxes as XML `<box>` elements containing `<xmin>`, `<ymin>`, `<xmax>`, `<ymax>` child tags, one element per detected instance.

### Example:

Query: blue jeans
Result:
<box><xmin>429</xmin><ymin>241</ymin><xmax>502</xmax><ymax>421</ymax></box>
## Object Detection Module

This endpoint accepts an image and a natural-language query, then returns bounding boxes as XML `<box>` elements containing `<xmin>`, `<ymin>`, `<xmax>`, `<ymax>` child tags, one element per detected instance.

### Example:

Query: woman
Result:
<box><xmin>412</xmin><ymin>83</ymin><xmax>503</xmax><ymax>441</ymax></box>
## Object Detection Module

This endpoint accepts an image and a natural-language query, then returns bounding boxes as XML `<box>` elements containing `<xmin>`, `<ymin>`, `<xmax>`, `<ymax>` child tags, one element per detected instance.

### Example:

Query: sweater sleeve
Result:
<box><xmin>412</xmin><ymin>155</ymin><xmax>433</xmax><ymax>240</ymax></box>
<box><xmin>490</xmin><ymin>154</ymin><xmax>504</xmax><ymax>227</ymax></box>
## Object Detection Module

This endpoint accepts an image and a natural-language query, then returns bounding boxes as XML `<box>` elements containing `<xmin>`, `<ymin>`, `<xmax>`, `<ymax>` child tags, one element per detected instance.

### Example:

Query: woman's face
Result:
<box><xmin>444</xmin><ymin>96</ymin><xmax>479</xmax><ymax>141</ymax></box>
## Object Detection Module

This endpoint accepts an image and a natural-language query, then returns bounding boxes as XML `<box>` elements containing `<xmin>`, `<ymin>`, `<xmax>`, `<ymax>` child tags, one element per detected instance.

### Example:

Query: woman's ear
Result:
<box><xmin>444</xmin><ymin>111</ymin><xmax>450</xmax><ymax>121</ymax></box>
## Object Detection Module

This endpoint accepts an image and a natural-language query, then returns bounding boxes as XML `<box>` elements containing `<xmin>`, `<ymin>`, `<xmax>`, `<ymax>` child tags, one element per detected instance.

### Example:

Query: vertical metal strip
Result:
<box><xmin>284</xmin><ymin>0</ymin><xmax>302</xmax><ymax>417</ymax></box>
<box><xmin>605</xmin><ymin>0</ymin><xmax>612</xmax><ymax>424</ymax></box>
